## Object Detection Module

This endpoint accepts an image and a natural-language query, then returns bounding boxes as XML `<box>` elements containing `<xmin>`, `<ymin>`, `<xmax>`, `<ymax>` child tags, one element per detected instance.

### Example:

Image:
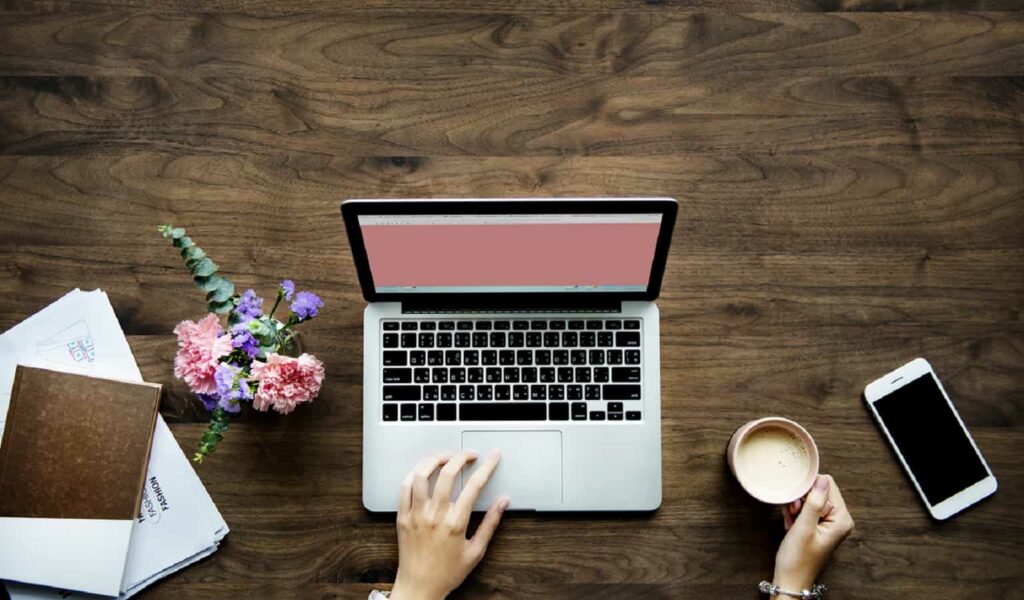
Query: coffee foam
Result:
<box><xmin>735</xmin><ymin>426</ymin><xmax>811</xmax><ymax>495</ymax></box>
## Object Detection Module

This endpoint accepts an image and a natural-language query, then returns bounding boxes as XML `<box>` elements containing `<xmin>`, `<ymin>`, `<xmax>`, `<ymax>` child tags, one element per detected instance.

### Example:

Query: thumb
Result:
<box><xmin>794</xmin><ymin>475</ymin><xmax>830</xmax><ymax>531</ymax></box>
<box><xmin>468</xmin><ymin>497</ymin><xmax>509</xmax><ymax>560</ymax></box>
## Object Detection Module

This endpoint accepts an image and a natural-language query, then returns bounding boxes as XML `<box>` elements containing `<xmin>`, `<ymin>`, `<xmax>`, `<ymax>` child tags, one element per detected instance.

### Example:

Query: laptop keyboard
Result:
<box><xmin>380</xmin><ymin>319</ymin><xmax>643</xmax><ymax>423</ymax></box>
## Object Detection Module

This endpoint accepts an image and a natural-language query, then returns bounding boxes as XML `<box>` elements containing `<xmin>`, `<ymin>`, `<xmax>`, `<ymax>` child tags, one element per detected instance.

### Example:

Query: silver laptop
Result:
<box><xmin>342</xmin><ymin>198</ymin><xmax>677</xmax><ymax>511</ymax></box>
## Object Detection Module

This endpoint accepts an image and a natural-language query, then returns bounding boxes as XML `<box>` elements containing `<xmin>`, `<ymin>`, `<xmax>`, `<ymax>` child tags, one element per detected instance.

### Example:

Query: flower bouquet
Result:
<box><xmin>159</xmin><ymin>225</ymin><xmax>326</xmax><ymax>463</ymax></box>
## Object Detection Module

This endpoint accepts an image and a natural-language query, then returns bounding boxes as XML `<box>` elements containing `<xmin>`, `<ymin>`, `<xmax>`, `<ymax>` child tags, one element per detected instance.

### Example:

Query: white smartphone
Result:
<box><xmin>864</xmin><ymin>357</ymin><xmax>997</xmax><ymax>520</ymax></box>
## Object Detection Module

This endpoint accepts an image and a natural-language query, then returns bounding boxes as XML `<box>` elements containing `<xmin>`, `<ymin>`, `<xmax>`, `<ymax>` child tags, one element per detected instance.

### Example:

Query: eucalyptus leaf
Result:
<box><xmin>172</xmin><ymin>235</ymin><xmax>192</xmax><ymax>248</ymax></box>
<box><xmin>194</xmin><ymin>275</ymin><xmax>225</xmax><ymax>292</ymax></box>
<box><xmin>192</xmin><ymin>257</ymin><xmax>218</xmax><ymax>277</ymax></box>
<box><xmin>181</xmin><ymin>246</ymin><xmax>206</xmax><ymax>261</ymax></box>
<box><xmin>208</xmin><ymin>299</ymin><xmax>234</xmax><ymax>314</ymax></box>
<box><xmin>206</xmin><ymin>280</ymin><xmax>235</xmax><ymax>303</ymax></box>
<box><xmin>170</xmin><ymin>227</ymin><xmax>186</xmax><ymax>239</ymax></box>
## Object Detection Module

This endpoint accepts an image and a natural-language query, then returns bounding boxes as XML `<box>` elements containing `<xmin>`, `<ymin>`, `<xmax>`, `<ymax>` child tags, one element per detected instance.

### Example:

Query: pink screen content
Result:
<box><xmin>360</xmin><ymin>215</ymin><xmax>662</xmax><ymax>291</ymax></box>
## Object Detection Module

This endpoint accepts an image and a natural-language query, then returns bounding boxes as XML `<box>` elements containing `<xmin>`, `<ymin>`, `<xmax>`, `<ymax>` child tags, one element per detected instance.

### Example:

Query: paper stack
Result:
<box><xmin>0</xmin><ymin>289</ymin><xmax>229</xmax><ymax>599</ymax></box>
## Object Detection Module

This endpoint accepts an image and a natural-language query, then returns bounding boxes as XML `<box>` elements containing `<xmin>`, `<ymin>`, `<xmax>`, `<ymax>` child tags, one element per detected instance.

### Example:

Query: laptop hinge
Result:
<box><xmin>401</xmin><ymin>297</ymin><xmax>622</xmax><ymax>314</ymax></box>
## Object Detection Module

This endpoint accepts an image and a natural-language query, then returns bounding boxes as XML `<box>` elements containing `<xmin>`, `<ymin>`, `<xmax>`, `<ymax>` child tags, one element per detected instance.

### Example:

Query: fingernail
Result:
<box><xmin>814</xmin><ymin>475</ymin><xmax>830</xmax><ymax>493</ymax></box>
<box><xmin>489</xmin><ymin>449</ymin><xmax>501</xmax><ymax>460</ymax></box>
<box><xmin>794</xmin><ymin>499</ymin><xmax>802</xmax><ymax>511</ymax></box>
<box><xmin>499</xmin><ymin>497</ymin><xmax>511</xmax><ymax>511</ymax></box>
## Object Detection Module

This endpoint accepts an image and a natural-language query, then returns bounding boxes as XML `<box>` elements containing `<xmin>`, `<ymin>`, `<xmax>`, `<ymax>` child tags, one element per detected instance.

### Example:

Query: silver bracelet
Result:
<box><xmin>759</xmin><ymin>580</ymin><xmax>827</xmax><ymax>599</ymax></box>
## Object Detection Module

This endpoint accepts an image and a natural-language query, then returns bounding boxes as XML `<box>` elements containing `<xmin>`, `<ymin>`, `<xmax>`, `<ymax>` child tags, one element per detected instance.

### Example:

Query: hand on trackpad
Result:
<box><xmin>461</xmin><ymin>431</ymin><xmax>562</xmax><ymax>510</ymax></box>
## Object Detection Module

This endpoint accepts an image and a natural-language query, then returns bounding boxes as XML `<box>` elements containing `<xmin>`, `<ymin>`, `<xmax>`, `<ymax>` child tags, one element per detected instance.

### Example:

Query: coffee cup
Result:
<box><xmin>727</xmin><ymin>417</ymin><xmax>819</xmax><ymax>505</ymax></box>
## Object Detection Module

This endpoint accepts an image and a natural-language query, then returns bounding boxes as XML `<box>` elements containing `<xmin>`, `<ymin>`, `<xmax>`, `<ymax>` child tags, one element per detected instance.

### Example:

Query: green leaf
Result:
<box><xmin>181</xmin><ymin>246</ymin><xmax>205</xmax><ymax>261</ymax></box>
<box><xmin>172</xmin><ymin>235</ymin><xmax>192</xmax><ymax>249</ymax></box>
<box><xmin>208</xmin><ymin>299</ymin><xmax>234</xmax><ymax>314</ymax></box>
<box><xmin>206</xmin><ymin>280</ymin><xmax>235</xmax><ymax>303</ymax></box>
<box><xmin>247</xmin><ymin>318</ymin><xmax>273</xmax><ymax>337</ymax></box>
<box><xmin>191</xmin><ymin>257</ymin><xmax>218</xmax><ymax>277</ymax></box>
<box><xmin>170</xmin><ymin>227</ymin><xmax>186</xmax><ymax>239</ymax></box>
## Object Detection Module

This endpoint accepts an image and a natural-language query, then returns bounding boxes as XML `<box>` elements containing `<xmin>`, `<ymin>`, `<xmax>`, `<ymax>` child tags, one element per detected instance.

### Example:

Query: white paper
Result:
<box><xmin>1</xmin><ymin>290</ymin><xmax>228</xmax><ymax>599</ymax></box>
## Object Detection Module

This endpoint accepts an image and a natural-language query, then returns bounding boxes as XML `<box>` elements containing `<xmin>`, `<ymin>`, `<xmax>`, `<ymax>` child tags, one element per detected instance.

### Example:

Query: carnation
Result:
<box><xmin>250</xmin><ymin>353</ymin><xmax>324</xmax><ymax>415</ymax></box>
<box><xmin>173</xmin><ymin>314</ymin><xmax>232</xmax><ymax>395</ymax></box>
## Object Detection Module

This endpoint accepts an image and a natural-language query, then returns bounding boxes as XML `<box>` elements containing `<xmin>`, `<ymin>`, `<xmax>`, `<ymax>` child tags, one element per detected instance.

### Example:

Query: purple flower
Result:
<box><xmin>234</xmin><ymin>289</ymin><xmax>263</xmax><ymax>323</ymax></box>
<box><xmin>214</xmin><ymin>362</ymin><xmax>252</xmax><ymax>414</ymax></box>
<box><xmin>279</xmin><ymin>280</ymin><xmax>295</xmax><ymax>300</ymax></box>
<box><xmin>290</xmin><ymin>291</ymin><xmax>323</xmax><ymax>322</ymax></box>
<box><xmin>231</xmin><ymin>327</ymin><xmax>259</xmax><ymax>358</ymax></box>
<box><xmin>196</xmin><ymin>393</ymin><xmax>218</xmax><ymax>412</ymax></box>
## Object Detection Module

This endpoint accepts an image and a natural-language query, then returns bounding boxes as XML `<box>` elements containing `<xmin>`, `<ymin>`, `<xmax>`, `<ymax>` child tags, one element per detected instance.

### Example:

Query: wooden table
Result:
<box><xmin>1</xmin><ymin>1</ymin><xmax>1022</xmax><ymax>598</ymax></box>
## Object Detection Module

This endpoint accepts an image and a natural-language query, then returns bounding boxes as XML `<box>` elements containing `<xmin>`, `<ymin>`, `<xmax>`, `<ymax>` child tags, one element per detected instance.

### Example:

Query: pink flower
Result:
<box><xmin>173</xmin><ymin>314</ymin><xmax>232</xmax><ymax>395</ymax></box>
<box><xmin>250</xmin><ymin>353</ymin><xmax>324</xmax><ymax>414</ymax></box>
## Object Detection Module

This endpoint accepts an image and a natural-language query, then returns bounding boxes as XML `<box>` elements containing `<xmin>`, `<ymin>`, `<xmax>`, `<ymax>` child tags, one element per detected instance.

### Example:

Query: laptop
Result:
<box><xmin>342</xmin><ymin>198</ymin><xmax>677</xmax><ymax>511</ymax></box>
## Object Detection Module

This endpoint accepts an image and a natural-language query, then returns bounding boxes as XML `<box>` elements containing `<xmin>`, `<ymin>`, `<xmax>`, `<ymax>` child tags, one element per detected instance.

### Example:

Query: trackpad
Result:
<box><xmin>462</xmin><ymin>431</ymin><xmax>562</xmax><ymax>510</ymax></box>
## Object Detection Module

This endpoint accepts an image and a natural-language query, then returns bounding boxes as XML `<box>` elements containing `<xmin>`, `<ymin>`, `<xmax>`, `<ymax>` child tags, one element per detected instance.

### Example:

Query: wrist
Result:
<box><xmin>772</xmin><ymin>570</ymin><xmax>815</xmax><ymax>593</ymax></box>
<box><xmin>390</xmin><ymin>578</ymin><xmax>445</xmax><ymax>600</ymax></box>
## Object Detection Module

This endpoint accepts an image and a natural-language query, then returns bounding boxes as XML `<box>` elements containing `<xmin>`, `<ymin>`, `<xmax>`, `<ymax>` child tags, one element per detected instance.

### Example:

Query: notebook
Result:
<box><xmin>0</xmin><ymin>365</ymin><xmax>160</xmax><ymax>596</ymax></box>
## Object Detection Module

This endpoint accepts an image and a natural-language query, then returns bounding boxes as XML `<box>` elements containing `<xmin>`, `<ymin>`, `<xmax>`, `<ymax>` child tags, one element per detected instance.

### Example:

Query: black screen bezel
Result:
<box><xmin>341</xmin><ymin>198</ymin><xmax>678</xmax><ymax>307</ymax></box>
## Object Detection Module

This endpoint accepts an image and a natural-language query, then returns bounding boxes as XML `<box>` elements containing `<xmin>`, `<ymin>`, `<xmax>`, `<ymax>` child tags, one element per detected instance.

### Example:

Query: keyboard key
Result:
<box><xmin>557</xmin><ymin>367</ymin><xmax>574</xmax><ymax>383</ymax></box>
<box><xmin>624</xmin><ymin>320</ymin><xmax>641</xmax><ymax>329</ymax></box>
<box><xmin>424</xmin><ymin>386</ymin><xmax>439</xmax><ymax>401</ymax></box>
<box><xmin>571</xmin><ymin>402</ymin><xmax>587</xmax><ymax>420</ymax></box>
<box><xmin>513</xmin><ymin>385</ymin><xmax>529</xmax><ymax>400</ymax></box>
<box><xmin>598</xmin><ymin>332</ymin><xmax>614</xmax><ymax>347</ymax></box>
<box><xmin>420</xmin><ymin>321</ymin><xmax>436</xmax><ymax>331</ymax></box>
<box><xmin>436</xmin><ymin>332</ymin><xmax>452</xmax><ymax>348</ymax></box>
<box><xmin>383</xmin><ymin>333</ymin><xmax>399</xmax><ymax>348</ymax></box>
<box><xmin>383</xmin><ymin>351</ymin><xmax>406</xmax><ymax>366</ymax></box>
<box><xmin>490</xmin><ymin>332</ymin><xmax>506</xmax><ymax>347</ymax></box>
<box><xmin>450</xmin><ymin>368</ymin><xmax>466</xmax><ymax>383</ymax></box>
<box><xmin>401</xmin><ymin>333</ymin><xmax>417</xmax><ymax>348</ymax></box>
<box><xmin>626</xmin><ymin>411</ymin><xmax>642</xmax><ymax>421</ymax></box>
<box><xmin>549</xmin><ymin>403</ymin><xmax>569</xmax><ymax>420</ymax></box>
<box><xmin>571</xmin><ymin>350</ymin><xmax>587</xmax><ymax>365</ymax></box>
<box><xmin>589</xmin><ymin>350</ymin><xmax>605</xmax><ymax>365</ymax></box>
<box><xmin>616</xmin><ymin>332</ymin><xmax>640</xmax><ymax>347</ymax></box>
<box><xmin>477</xmin><ymin>385</ymin><xmax>493</xmax><ymax>400</ymax></box>
<box><xmin>439</xmin><ymin>321</ymin><xmax>456</xmax><ymax>330</ymax></box>
<box><xmin>604</xmin><ymin>385</ymin><xmax>642</xmax><ymax>400</ymax></box>
<box><xmin>517</xmin><ymin>350</ymin><xmax>533</xmax><ymax>365</ymax></box>
<box><xmin>383</xmin><ymin>404</ymin><xmax>398</xmax><ymax>421</ymax></box>
<box><xmin>441</xmin><ymin>385</ymin><xmax>457</xmax><ymax>400</ymax></box>
<box><xmin>513</xmin><ymin>320</ymin><xmax>530</xmax><ymax>330</ymax></box>
<box><xmin>550</xmin><ymin>320</ymin><xmax>566</xmax><ymax>330</ymax></box>
<box><xmin>419</xmin><ymin>404</ymin><xmax>434</xmax><ymax>421</ymax></box>
<box><xmin>608</xmin><ymin>402</ymin><xmax>624</xmax><ymax>413</ymax></box>
<box><xmin>437</xmin><ymin>404</ymin><xmax>456</xmax><ymax>421</ymax></box>
<box><xmin>503</xmin><ymin>367</ymin><xmax>520</xmax><ymax>383</ymax></box>
<box><xmin>612</xmin><ymin>367</ymin><xmax>641</xmax><ymax>382</ymax></box>
<box><xmin>457</xmin><ymin>321</ymin><xmax>474</xmax><ymax>330</ymax></box>
<box><xmin>568</xmin><ymin>384</ymin><xmax>583</xmax><ymax>400</ymax></box>
<box><xmin>445</xmin><ymin>350</ymin><xmax>461</xmax><ymax>366</ymax></box>
<box><xmin>568</xmin><ymin>320</ymin><xmax>585</xmax><ymax>330</ymax></box>
<box><xmin>553</xmin><ymin>350</ymin><xmax>569</xmax><ymax>365</ymax></box>
<box><xmin>494</xmin><ymin>320</ymin><xmax>511</xmax><ymax>330</ymax></box>
<box><xmin>594</xmin><ymin>367</ymin><xmax>609</xmax><ymax>383</ymax></box>
<box><xmin>414</xmin><ymin>368</ymin><xmax>430</xmax><ymax>383</ymax></box>
<box><xmin>499</xmin><ymin>350</ymin><xmax>515</xmax><ymax>365</ymax></box>
<box><xmin>530</xmin><ymin>320</ymin><xmax>547</xmax><ymax>330</ymax></box>
<box><xmin>535</xmin><ymin>350</ymin><xmax>551</xmax><ymax>365</ymax></box>
<box><xmin>464</xmin><ymin>350</ymin><xmax>479</xmax><ymax>365</ymax></box>
<box><xmin>495</xmin><ymin>384</ymin><xmax>511</xmax><ymax>400</ymax></box>
<box><xmin>472</xmin><ymin>332</ymin><xmax>488</xmax><ymax>348</ymax></box>
<box><xmin>482</xmin><ymin>350</ymin><xmax>498</xmax><ymax>365</ymax></box>
<box><xmin>522</xmin><ymin>367</ymin><xmax>538</xmax><ymax>383</ymax></box>
<box><xmin>586</xmin><ymin>320</ymin><xmax>603</xmax><ymax>329</ymax></box>
<box><xmin>428</xmin><ymin>351</ymin><xmax>443</xmax><ymax>366</ymax></box>
<box><xmin>544</xmin><ymin>332</ymin><xmax>560</xmax><ymax>347</ymax></box>
<box><xmin>400</xmin><ymin>404</ymin><xmax>416</xmax><ymax>421</ymax></box>
<box><xmin>383</xmin><ymin>368</ymin><xmax>411</xmax><ymax>384</ymax></box>
<box><xmin>419</xmin><ymin>333</ymin><xmax>435</xmax><ymax>348</ymax></box>
<box><xmin>475</xmin><ymin>320</ymin><xmax>492</xmax><ymax>330</ymax></box>
<box><xmin>608</xmin><ymin>412</ymin><xmax>624</xmax><ymax>421</ymax></box>
<box><xmin>410</xmin><ymin>351</ymin><xmax>426</xmax><ymax>366</ymax></box>
<box><xmin>508</xmin><ymin>332</ymin><xmax>524</xmax><ymax>348</ymax></box>
<box><xmin>585</xmin><ymin>384</ymin><xmax>601</xmax><ymax>400</ymax></box>
<box><xmin>540</xmin><ymin>367</ymin><xmax>555</xmax><ymax>383</ymax></box>
<box><xmin>580</xmin><ymin>332</ymin><xmax>596</xmax><ymax>347</ymax></box>
<box><xmin>625</xmin><ymin>350</ymin><xmax>641</xmax><ymax>364</ymax></box>
<box><xmin>526</xmin><ymin>332</ymin><xmax>542</xmax><ymax>347</ymax></box>
<box><xmin>468</xmin><ymin>368</ymin><xmax>484</xmax><ymax>383</ymax></box>
<box><xmin>607</xmin><ymin>349</ymin><xmax>623</xmax><ymax>365</ymax></box>
<box><xmin>461</xmin><ymin>403</ymin><xmax>546</xmax><ymax>421</ymax></box>
<box><xmin>562</xmin><ymin>332</ymin><xmax>578</xmax><ymax>347</ymax></box>
<box><xmin>459</xmin><ymin>385</ymin><xmax>475</xmax><ymax>400</ymax></box>
<box><xmin>432</xmin><ymin>368</ymin><xmax>448</xmax><ymax>383</ymax></box>
<box><xmin>455</xmin><ymin>332</ymin><xmax>471</xmax><ymax>347</ymax></box>
<box><xmin>575</xmin><ymin>367</ymin><xmax>592</xmax><ymax>383</ymax></box>
<box><xmin>590</xmin><ymin>411</ymin><xmax>606</xmax><ymax>421</ymax></box>
<box><xmin>383</xmin><ymin>386</ymin><xmax>420</xmax><ymax>401</ymax></box>
<box><xmin>383</xmin><ymin>321</ymin><xmax>400</xmax><ymax>331</ymax></box>
<box><xmin>548</xmin><ymin>384</ymin><xmax>565</xmax><ymax>400</ymax></box>
<box><xmin>530</xmin><ymin>385</ymin><xmax>547</xmax><ymax>400</ymax></box>
<box><xmin>606</xmin><ymin>320</ymin><xmax>622</xmax><ymax>330</ymax></box>
<box><xmin>486</xmin><ymin>367</ymin><xmax>501</xmax><ymax>383</ymax></box>
<box><xmin>402</xmin><ymin>322</ymin><xmax>418</xmax><ymax>331</ymax></box>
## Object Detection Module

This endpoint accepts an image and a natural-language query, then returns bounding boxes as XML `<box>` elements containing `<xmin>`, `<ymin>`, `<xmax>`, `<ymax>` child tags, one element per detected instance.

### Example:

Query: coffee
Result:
<box><xmin>735</xmin><ymin>426</ymin><xmax>811</xmax><ymax>496</ymax></box>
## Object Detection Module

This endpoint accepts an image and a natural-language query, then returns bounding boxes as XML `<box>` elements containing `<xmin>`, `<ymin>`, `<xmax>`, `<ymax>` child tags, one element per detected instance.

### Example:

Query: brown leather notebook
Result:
<box><xmin>0</xmin><ymin>365</ymin><xmax>161</xmax><ymax>520</ymax></box>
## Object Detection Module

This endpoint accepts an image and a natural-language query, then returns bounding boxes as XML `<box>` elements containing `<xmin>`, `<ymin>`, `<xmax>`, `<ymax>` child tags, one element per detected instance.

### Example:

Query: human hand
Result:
<box><xmin>390</xmin><ymin>451</ymin><xmax>509</xmax><ymax>600</ymax></box>
<box><xmin>773</xmin><ymin>474</ymin><xmax>855</xmax><ymax>591</ymax></box>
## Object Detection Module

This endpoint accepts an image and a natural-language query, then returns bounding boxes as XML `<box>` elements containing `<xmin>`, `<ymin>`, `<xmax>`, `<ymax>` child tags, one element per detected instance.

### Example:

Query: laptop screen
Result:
<box><xmin>357</xmin><ymin>213</ymin><xmax>663</xmax><ymax>294</ymax></box>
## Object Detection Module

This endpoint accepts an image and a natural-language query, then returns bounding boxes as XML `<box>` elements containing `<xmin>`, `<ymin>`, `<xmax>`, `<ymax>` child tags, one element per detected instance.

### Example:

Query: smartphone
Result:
<box><xmin>864</xmin><ymin>358</ymin><xmax>997</xmax><ymax>520</ymax></box>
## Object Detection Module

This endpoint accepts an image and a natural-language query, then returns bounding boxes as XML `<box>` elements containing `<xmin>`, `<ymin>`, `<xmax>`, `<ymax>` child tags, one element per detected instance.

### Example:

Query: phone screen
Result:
<box><xmin>874</xmin><ymin>374</ymin><xmax>989</xmax><ymax>505</ymax></box>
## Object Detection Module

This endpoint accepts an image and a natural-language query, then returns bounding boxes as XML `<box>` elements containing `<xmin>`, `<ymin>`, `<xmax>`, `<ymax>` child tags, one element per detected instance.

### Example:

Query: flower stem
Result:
<box><xmin>193</xmin><ymin>407</ymin><xmax>230</xmax><ymax>463</ymax></box>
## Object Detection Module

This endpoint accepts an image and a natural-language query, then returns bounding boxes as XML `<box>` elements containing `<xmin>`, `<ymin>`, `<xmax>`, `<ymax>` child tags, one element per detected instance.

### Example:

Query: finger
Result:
<box><xmin>794</xmin><ymin>498</ymin><xmax>803</xmax><ymax>513</ymax></box>
<box><xmin>819</xmin><ymin>475</ymin><xmax>855</xmax><ymax>534</ymax></box>
<box><xmin>454</xmin><ymin>450</ymin><xmax>501</xmax><ymax>523</ymax></box>
<box><xmin>782</xmin><ymin>505</ymin><xmax>794</xmax><ymax>530</ymax></box>
<box><xmin>469</xmin><ymin>497</ymin><xmax>510</xmax><ymax>560</ymax></box>
<box><xmin>411</xmin><ymin>453</ymin><xmax>452</xmax><ymax>510</ymax></box>
<box><xmin>794</xmin><ymin>474</ymin><xmax>831</xmax><ymax>531</ymax></box>
<box><xmin>823</xmin><ymin>500</ymin><xmax>835</xmax><ymax>520</ymax></box>
<box><xmin>432</xmin><ymin>451</ymin><xmax>479</xmax><ymax>507</ymax></box>
<box><xmin>398</xmin><ymin>471</ymin><xmax>414</xmax><ymax>516</ymax></box>
<box><xmin>822</xmin><ymin>475</ymin><xmax>850</xmax><ymax>518</ymax></box>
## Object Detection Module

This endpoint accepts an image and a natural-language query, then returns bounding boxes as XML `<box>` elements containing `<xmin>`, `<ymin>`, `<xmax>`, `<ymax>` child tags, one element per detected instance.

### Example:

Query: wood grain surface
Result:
<box><xmin>0</xmin><ymin>0</ymin><xmax>1022</xmax><ymax>598</ymax></box>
